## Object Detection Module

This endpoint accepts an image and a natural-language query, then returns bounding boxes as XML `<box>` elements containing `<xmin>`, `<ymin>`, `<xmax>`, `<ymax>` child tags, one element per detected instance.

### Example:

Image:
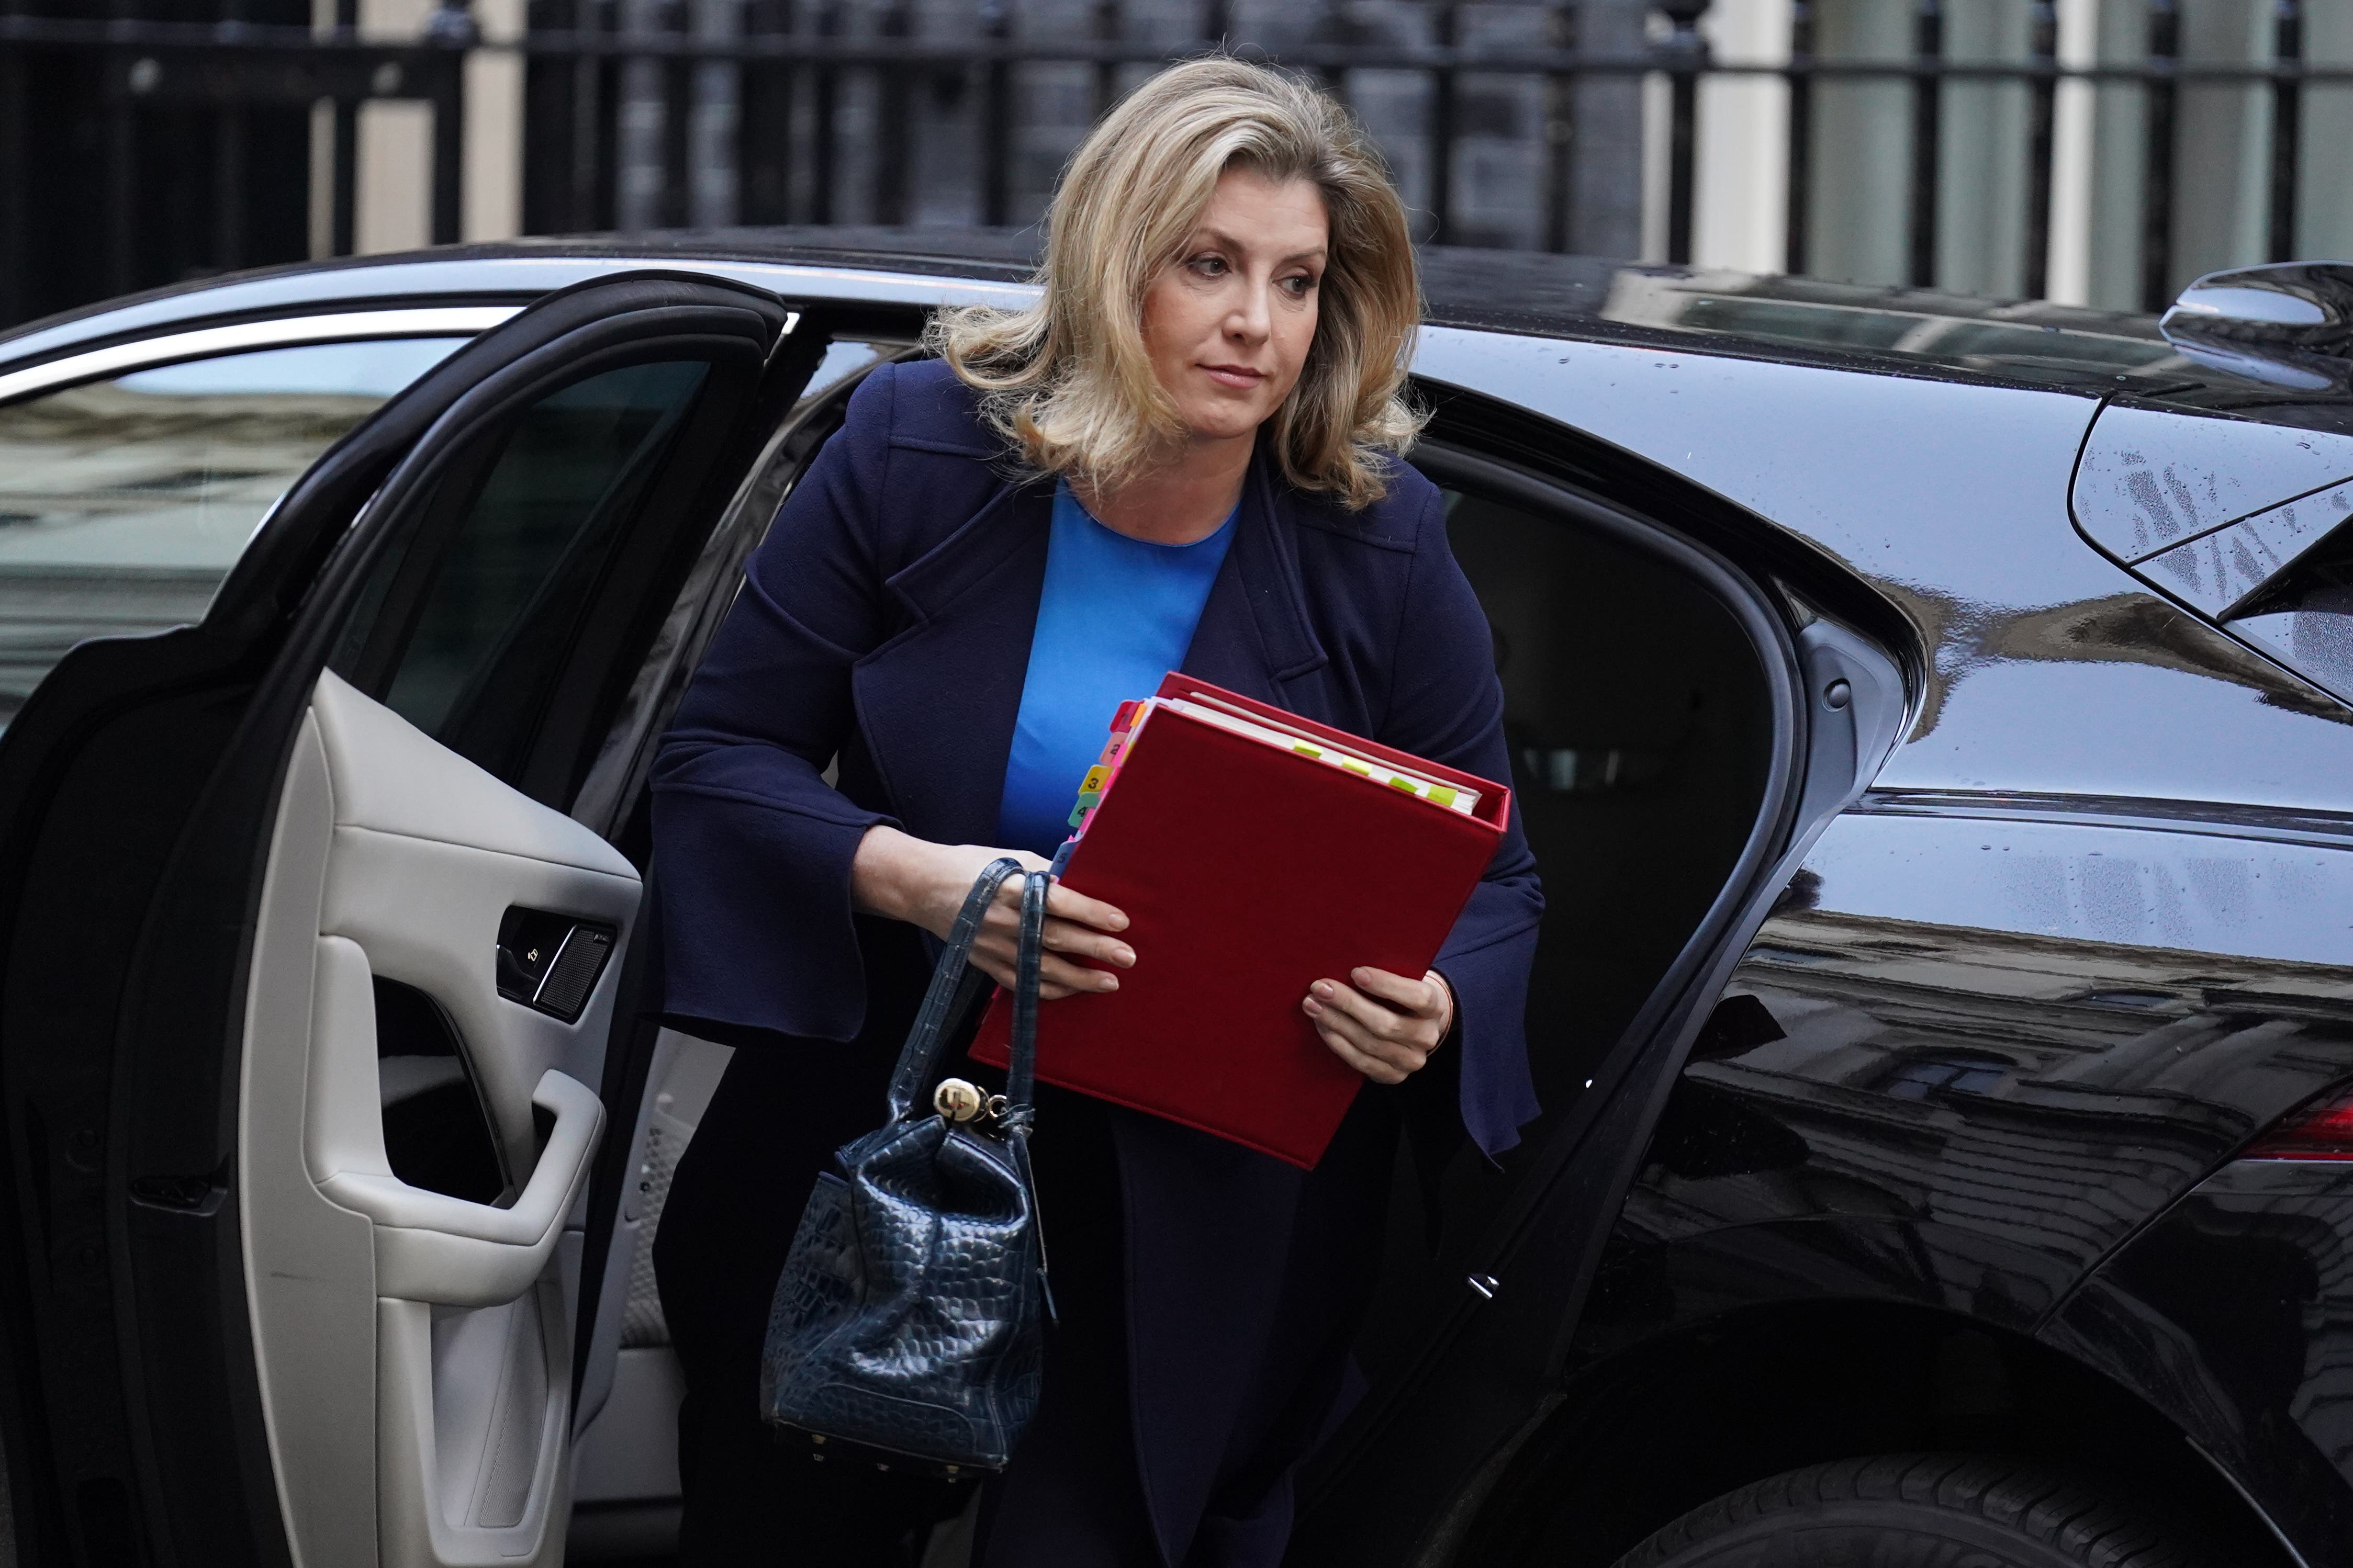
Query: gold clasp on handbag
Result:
<box><xmin>934</xmin><ymin>1078</ymin><xmax>987</xmax><ymax>1122</ymax></box>
<box><xmin>933</xmin><ymin>1079</ymin><xmax>1013</xmax><ymax>1132</ymax></box>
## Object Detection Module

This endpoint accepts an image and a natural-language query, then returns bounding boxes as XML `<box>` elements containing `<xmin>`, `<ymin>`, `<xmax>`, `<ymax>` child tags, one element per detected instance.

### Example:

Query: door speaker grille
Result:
<box><xmin>535</xmin><ymin>925</ymin><xmax>614</xmax><ymax>1021</ymax></box>
<box><xmin>496</xmin><ymin>907</ymin><xmax>617</xmax><ymax>1023</ymax></box>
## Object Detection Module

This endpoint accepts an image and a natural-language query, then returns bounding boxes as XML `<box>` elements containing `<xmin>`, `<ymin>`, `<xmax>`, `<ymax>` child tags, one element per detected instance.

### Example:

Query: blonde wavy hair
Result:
<box><xmin>926</xmin><ymin>56</ymin><xmax>1424</xmax><ymax>511</ymax></box>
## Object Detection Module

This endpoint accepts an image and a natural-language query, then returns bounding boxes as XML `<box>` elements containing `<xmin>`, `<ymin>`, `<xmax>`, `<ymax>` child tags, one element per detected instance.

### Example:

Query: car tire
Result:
<box><xmin>1607</xmin><ymin>1453</ymin><xmax>2208</xmax><ymax>1568</ymax></box>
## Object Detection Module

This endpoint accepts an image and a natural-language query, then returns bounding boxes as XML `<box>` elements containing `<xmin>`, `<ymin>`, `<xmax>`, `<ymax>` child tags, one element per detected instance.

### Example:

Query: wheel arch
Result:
<box><xmin>1455</xmin><ymin>1294</ymin><xmax>2303</xmax><ymax>1568</ymax></box>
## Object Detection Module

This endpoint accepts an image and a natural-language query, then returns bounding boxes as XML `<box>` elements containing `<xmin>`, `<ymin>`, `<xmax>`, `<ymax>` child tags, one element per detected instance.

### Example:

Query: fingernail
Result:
<box><xmin>1099</xmin><ymin>973</ymin><xmax>1119</xmax><ymax>991</ymax></box>
<box><xmin>1312</xmin><ymin>981</ymin><xmax>1335</xmax><ymax>999</ymax></box>
<box><xmin>1303</xmin><ymin>997</ymin><xmax>1323</xmax><ymax>1016</ymax></box>
<box><xmin>1117</xmin><ymin>947</ymin><xmax>1136</xmax><ymax>967</ymax></box>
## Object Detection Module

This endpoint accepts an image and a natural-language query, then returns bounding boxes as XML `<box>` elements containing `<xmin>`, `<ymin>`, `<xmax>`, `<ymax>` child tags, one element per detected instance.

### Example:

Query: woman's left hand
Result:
<box><xmin>1304</xmin><ymin>967</ymin><xmax>1455</xmax><ymax>1085</ymax></box>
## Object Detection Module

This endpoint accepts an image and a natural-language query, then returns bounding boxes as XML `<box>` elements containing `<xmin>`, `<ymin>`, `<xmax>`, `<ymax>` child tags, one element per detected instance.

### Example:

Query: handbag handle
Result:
<box><xmin>1006</xmin><ymin>867</ymin><xmax>1047</xmax><ymax>1111</ymax></box>
<box><xmin>882</xmin><ymin>856</ymin><xmax>1046</xmax><ymax>1125</ymax></box>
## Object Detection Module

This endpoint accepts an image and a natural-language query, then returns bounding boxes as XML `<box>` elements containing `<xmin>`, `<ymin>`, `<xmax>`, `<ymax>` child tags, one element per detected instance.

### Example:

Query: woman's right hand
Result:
<box><xmin>850</xmin><ymin>826</ymin><xmax>1134</xmax><ymax>999</ymax></box>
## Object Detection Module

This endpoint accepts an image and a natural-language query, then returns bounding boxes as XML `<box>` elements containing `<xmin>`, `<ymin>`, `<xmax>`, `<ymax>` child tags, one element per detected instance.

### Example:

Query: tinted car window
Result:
<box><xmin>334</xmin><ymin>359</ymin><xmax>711</xmax><ymax>783</ymax></box>
<box><xmin>1355</xmin><ymin>485</ymin><xmax>1778</xmax><ymax>1373</ymax></box>
<box><xmin>2227</xmin><ymin>522</ymin><xmax>2353</xmax><ymax>706</ymax></box>
<box><xmin>0</xmin><ymin>337</ymin><xmax>466</xmax><ymax>726</ymax></box>
<box><xmin>1443</xmin><ymin>488</ymin><xmax>1775</xmax><ymax>1112</ymax></box>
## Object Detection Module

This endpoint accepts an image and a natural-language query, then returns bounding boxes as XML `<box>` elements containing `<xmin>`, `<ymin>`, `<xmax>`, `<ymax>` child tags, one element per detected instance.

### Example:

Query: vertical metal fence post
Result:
<box><xmin>1909</xmin><ymin>0</ymin><xmax>1941</xmax><ymax>286</ymax></box>
<box><xmin>2141</xmin><ymin>0</ymin><xmax>2177</xmax><ymax>309</ymax></box>
<box><xmin>1658</xmin><ymin>0</ymin><xmax>1710</xmax><ymax>266</ymax></box>
<box><xmin>1542</xmin><ymin>0</ymin><xmax>1572</xmax><ymax>253</ymax></box>
<box><xmin>105</xmin><ymin>0</ymin><xmax>139</xmax><ymax>297</ymax></box>
<box><xmin>1092</xmin><ymin>0</ymin><xmax>1119</xmax><ymax>120</ymax></box>
<box><xmin>665</xmin><ymin>0</ymin><xmax>692</xmax><ymax>226</ymax></box>
<box><xmin>216</xmin><ymin>0</ymin><xmax>248</xmax><ymax>273</ymax></box>
<box><xmin>428</xmin><ymin>70</ymin><xmax>464</xmax><ymax>244</ymax></box>
<box><xmin>106</xmin><ymin>68</ymin><xmax>136</xmax><ymax>295</ymax></box>
<box><xmin>433</xmin><ymin>71</ymin><xmax>466</xmax><ymax>245</ymax></box>
<box><xmin>2022</xmin><ymin>0</ymin><xmax>2057</xmax><ymax>299</ymax></box>
<box><xmin>811</xmin><ymin>0</ymin><xmax>838</xmax><ymax>222</ymax></box>
<box><xmin>217</xmin><ymin>105</ymin><xmax>250</xmax><ymax>272</ymax></box>
<box><xmin>429</xmin><ymin>0</ymin><xmax>478</xmax><ymax>243</ymax></box>
<box><xmin>2270</xmin><ymin>0</ymin><xmax>2302</xmax><ymax>262</ymax></box>
<box><xmin>616</xmin><ymin>0</ymin><xmax>669</xmax><ymax>229</ymax></box>
<box><xmin>876</xmin><ymin>0</ymin><xmax>910</xmax><ymax>224</ymax></box>
<box><xmin>1428</xmin><ymin>2</ymin><xmax>1455</xmax><ymax>244</ymax></box>
<box><xmin>568</xmin><ymin>0</ymin><xmax>607</xmax><ymax>230</ymax></box>
<box><xmin>739</xmin><ymin>0</ymin><xmax>790</xmax><ymax>224</ymax></box>
<box><xmin>331</xmin><ymin>97</ymin><xmax>358</xmax><ymax>254</ymax></box>
<box><xmin>1786</xmin><ymin>0</ymin><xmax>1812</xmax><ymax>274</ymax></box>
<box><xmin>331</xmin><ymin>0</ymin><xmax>363</xmax><ymax>254</ymax></box>
<box><xmin>0</xmin><ymin>14</ymin><xmax>21</xmax><ymax>325</ymax></box>
<box><xmin>689</xmin><ymin>0</ymin><xmax>743</xmax><ymax>225</ymax></box>
<box><xmin>981</xmin><ymin>0</ymin><xmax>1010</xmax><ymax>225</ymax></box>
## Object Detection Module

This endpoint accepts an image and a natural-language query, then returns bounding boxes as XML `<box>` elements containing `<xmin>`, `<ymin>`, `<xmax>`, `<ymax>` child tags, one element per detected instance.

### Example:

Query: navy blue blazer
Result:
<box><xmin>649</xmin><ymin>357</ymin><xmax>1542</xmax><ymax>1560</ymax></box>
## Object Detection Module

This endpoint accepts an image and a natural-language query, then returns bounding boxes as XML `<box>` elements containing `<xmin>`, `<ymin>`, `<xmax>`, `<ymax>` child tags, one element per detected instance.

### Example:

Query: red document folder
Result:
<box><xmin>971</xmin><ymin>673</ymin><xmax>1509</xmax><ymax>1168</ymax></box>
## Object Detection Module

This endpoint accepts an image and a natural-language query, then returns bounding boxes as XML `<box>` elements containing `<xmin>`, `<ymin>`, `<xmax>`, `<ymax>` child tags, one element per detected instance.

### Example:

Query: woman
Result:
<box><xmin>649</xmin><ymin>56</ymin><xmax>1542</xmax><ymax>1566</ymax></box>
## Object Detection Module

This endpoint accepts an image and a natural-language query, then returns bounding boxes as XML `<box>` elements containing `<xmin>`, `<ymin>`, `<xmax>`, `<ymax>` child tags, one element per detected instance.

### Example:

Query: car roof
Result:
<box><xmin>1</xmin><ymin>225</ymin><xmax>2336</xmax><ymax>420</ymax></box>
<box><xmin>581</xmin><ymin>228</ymin><xmax>2212</xmax><ymax>396</ymax></box>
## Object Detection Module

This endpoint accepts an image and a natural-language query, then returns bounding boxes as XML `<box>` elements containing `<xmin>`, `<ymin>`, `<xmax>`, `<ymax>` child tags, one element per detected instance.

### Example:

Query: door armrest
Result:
<box><xmin>319</xmin><ymin>1069</ymin><xmax>606</xmax><ymax>1306</ymax></box>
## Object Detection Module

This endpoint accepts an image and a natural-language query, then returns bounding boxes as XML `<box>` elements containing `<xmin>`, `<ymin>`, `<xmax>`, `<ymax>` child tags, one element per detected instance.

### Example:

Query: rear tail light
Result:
<box><xmin>2245</xmin><ymin>1085</ymin><xmax>2353</xmax><ymax>1160</ymax></box>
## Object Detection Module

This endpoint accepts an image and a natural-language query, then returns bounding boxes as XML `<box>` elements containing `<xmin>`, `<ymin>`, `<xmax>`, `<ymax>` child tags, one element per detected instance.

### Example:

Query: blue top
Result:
<box><xmin>996</xmin><ymin>481</ymin><xmax>1237</xmax><ymax>855</ymax></box>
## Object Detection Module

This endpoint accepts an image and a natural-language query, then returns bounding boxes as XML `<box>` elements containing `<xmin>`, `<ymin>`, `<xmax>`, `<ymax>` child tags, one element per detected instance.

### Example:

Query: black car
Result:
<box><xmin>0</xmin><ymin>231</ymin><xmax>2349</xmax><ymax>1568</ymax></box>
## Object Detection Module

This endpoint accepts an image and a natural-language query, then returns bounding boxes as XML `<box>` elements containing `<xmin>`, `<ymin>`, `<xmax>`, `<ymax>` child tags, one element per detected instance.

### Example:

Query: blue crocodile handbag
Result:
<box><xmin>759</xmin><ymin>858</ymin><xmax>1051</xmax><ymax>1474</ymax></box>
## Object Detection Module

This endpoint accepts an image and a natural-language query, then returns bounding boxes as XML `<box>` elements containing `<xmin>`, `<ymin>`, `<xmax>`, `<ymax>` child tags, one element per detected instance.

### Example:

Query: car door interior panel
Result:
<box><xmin>246</xmin><ymin>672</ymin><xmax>636</xmax><ymax>1567</ymax></box>
<box><xmin>0</xmin><ymin>273</ymin><xmax>816</xmax><ymax>1564</ymax></box>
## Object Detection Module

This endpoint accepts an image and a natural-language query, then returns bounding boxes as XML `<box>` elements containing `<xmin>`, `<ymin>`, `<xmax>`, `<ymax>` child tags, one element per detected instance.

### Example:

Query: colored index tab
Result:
<box><xmin>1080</xmin><ymin>764</ymin><xmax>1109</xmax><ymax>795</ymax></box>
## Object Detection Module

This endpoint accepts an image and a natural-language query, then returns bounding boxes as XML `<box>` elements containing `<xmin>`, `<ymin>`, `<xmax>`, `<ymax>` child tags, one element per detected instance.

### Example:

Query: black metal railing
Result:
<box><xmin>5</xmin><ymin>0</ymin><xmax>2352</xmax><ymax>333</ymax></box>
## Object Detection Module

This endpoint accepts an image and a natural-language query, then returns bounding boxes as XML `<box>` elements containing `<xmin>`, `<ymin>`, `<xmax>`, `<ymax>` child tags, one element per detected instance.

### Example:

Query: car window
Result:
<box><xmin>2225</xmin><ymin>522</ymin><xmax>2353</xmax><ymax>706</ymax></box>
<box><xmin>558</xmin><ymin>335</ymin><xmax>917</xmax><ymax>840</ymax></box>
<box><xmin>0</xmin><ymin>336</ymin><xmax>467</xmax><ymax>727</ymax></box>
<box><xmin>1443</xmin><ymin>486</ymin><xmax>1777</xmax><ymax>1120</ymax></box>
<box><xmin>1353</xmin><ymin>481</ymin><xmax>1780</xmax><ymax>1370</ymax></box>
<box><xmin>799</xmin><ymin>337</ymin><xmax>892</xmax><ymax>405</ymax></box>
<box><xmin>332</xmin><ymin>358</ymin><xmax>713</xmax><ymax>788</ymax></box>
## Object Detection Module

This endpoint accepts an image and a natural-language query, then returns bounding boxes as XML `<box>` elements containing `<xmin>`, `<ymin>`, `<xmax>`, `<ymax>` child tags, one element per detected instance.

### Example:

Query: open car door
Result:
<box><xmin>0</xmin><ymin>274</ymin><xmax>823</xmax><ymax>1565</ymax></box>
